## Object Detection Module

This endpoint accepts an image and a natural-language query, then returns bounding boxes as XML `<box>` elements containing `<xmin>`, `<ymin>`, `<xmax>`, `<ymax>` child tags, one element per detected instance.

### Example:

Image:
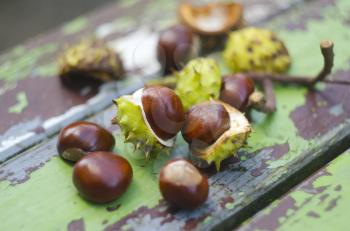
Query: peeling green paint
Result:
<box><xmin>268</xmin><ymin>152</ymin><xmax>350</xmax><ymax>231</ymax></box>
<box><xmin>33</xmin><ymin>62</ymin><xmax>58</xmax><ymax>77</ymax></box>
<box><xmin>0</xmin><ymin>43</ymin><xmax>58</xmax><ymax>84</ymax></box>
<box><xmin>96</xmin><ymin>17</ymin><xmax>137</xmax><ymax>36</ymax></box>
<box><xmin>225</xmin><ymin>202</ymin><xmax>235</xmax><ymax>210</ymax></box>
<box><xmin>1</xmin><ymin>0</ymin><xmax>350</xmax><ymax>230</ymax></box>
<box><xmin>8</xmin><ymin>92</ymin><xmax>28</xmax><ymax>114</ymax></box>
<box><xmin>203</xmin><ymin>216</ymin><xmax>213</xmax><ymax>224</ymax></box>
<box><xmin>118</xmin><ymin>0</ymin><xmax>139</xmax><ymax>9</ymax></box>
<box><xmin>0</xmin><ymin>136</ymin><xmax>161</xmax><ymax>231</ymax></box>
<box><xmin>243</xmin><ymin>0</ymin><xmax>350</xmax><ymax>168</ymax></box>
<box><xmin>62</xmin><ymin>17</ymin><xmax>88</xmax><ymax>35</ymax></box>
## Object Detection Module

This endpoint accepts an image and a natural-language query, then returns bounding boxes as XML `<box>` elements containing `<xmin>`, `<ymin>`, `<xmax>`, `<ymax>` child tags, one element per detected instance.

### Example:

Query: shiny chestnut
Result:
<box><xmin>157</xmin><ymin>24</ymin><xmax>197</xmax><ymax>74</ymax></box>
<box><xmin>159</xmin><ymin>159</ymin><xmax>209</xmax><ymax>209</ymax></box>
<box><xmin>57</xmin><ymin>121</ymin><xmax>115</xmax><ymax>162</ymax></box>
<box><xmin>73</xmin><ymin>151</ymin><xmax>132</xmax><ymax>203</ymax></box>
<box><xmin>219</xmin><ymin>74</ymin><xmax>255</xmax><ymax>111</ymax></box>
<box><xmin>182</xmin><ymin>102</ymin><xmax>230</xmax><ymax>150</ymax></box>
<box><xmin>142</xmin><ymin>85</ymin><xmax>185</xmax><ymax>140</ymax></box>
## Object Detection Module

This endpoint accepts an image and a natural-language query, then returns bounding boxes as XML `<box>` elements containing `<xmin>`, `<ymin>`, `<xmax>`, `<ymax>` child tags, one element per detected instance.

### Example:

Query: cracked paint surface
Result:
<box><xmin>238</xmin><ymin>151</ymin><xmax>350</xmax><ymax>231</ymax></box>
<box><xmin>1</xmin><ymin>0</ymin><xmax>350</xmax><ymax>230</ymax></box>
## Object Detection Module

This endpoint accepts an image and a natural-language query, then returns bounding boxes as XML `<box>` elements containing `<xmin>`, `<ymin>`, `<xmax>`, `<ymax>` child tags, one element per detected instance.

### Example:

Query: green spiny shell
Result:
<box><xmin>175</xmin><ymin>58</ymin><xmax>221</xmax><ymax>110</ymax></box>
<box><xmin>112</xmin><ymin>96</ymin><xmax>165</xmax><ymax>158</ymax></box>
<box><xmin>193</xmin><ymin>101</ymin><xmax>251</xmax><ymax>170</ymax></box>
<box><xmin>223</xmin><ymin>27</ymin><xmax>291</xmax><ymax>73</ymax></box>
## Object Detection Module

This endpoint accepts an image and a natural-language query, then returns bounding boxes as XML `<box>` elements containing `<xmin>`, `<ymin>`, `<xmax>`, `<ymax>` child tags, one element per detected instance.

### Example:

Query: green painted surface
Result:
<box><xmin>0</xmin><ymin>43</ymin><xmax>58</xmax><ymax>83</ymax></box>
<box><xmin>0</xmin><ymin>135</ymin><xmax>161</xmax><ymax>230</ymax></box>
<box><xmin>8</xmin><ymin>92</ymin><xmax>28</xmax><ymax>114</ymax></box>
<box><xmin>239</xmin><ymin>151</ymin><xmax>350</xmax><ymax>231</ymax></box>
<box><xmin>0</xmin><ymin>0</ymin><xmax>350</xmax><ymax>230</ymax></box>
<box><xmin>62</xmin><ymin>17</ymin><xmax>88</xmax><ymax>35</ymax></box>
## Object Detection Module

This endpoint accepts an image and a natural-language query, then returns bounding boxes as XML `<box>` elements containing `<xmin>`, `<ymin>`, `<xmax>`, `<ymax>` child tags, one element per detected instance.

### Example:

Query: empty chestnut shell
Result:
<box><xmin>57</xmin><ymin>121</ymin><xmax>115</xmax><ymax>162</ymax></box>
<box><xmin>219</xmin><ymin>74</ymin><xmax>255</xmax><ymax>111</ymax></box>
<box><xmin>159</xmin><ymin>159</ymin><xmax>209</xmax><ymax>209</ymax></box>
<box><xmin>142</xmin><ymin>85</ymin><xmax>185</xmax><ymax>140</ymax></box>
<box><xmin>178</xmin><ymin>2</ymin><xmax>243</xmax><ymax>36</ymax></box>
<box><xmin>157</xmin><ymin>24</ymin><xmax>198</xmax><ymax>74</ymax></box>
<box><xmin>73</xmin><ymin>151</ymin><xmax>132</xmax><ymax>203</ymax></box>
<box><xmin>59</xmin><ymin>39</ymin><xmax>124</xmax><ymax>89</ymax></box>
<box><xmin>182</xmin><ymin>102</ymin><xmax>230</xmax><ymax>150</ymax></box>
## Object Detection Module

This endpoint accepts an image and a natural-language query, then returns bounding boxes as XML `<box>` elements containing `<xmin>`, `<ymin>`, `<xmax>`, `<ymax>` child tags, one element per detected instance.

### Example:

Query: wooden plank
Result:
<box><xmin>237</xmin><ymin>150</ymin><xmax>350</xmax><ymax>231</ymax></box>
<box><xmin>2</xmin><ymin>0</ymin><xmax>350</xmax><ymax>231</ymax></box>
<box><xmin>0</xmin><ymin>0</ymin><xmax>302</xmax><ymax>162</ymax></box>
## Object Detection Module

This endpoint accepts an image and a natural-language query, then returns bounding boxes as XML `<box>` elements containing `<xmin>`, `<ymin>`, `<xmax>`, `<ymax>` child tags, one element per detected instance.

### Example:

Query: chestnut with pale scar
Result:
<box><xmin>112</xmin><ymin>85</ymin><xmax>185</xmax><ymax>158</ymax></box>
<box><xmin>182</xmin><ymin>101</ymin><xmax>251</xmax><ymax>170</ymax></box>
<box><xmin>159</xmin><ymin>159</ymin><xmax>209</xmax><ymax>209</ymax></box>
<box><xmin>57</xmin><ymin>121</ymin><xmax>115</xmax><ymax>162</ymax></box>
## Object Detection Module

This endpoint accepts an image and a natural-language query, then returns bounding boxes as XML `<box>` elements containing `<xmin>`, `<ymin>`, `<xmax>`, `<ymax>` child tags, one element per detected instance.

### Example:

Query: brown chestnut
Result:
<box><xmin>73</xmin><ymin>151</ymin><xmax>132</xmax><ymax>203</ymax></box>
<box><xmin>57</xmin><ymin>121</ymin><xmax>115</xmax><ymax>162</ymax></box>
<box><xmin>159</xmin><ymin>159</ymin><xmax>209</xmax><ymax>209</ymax></box>
<box><xmin>182</xmin><ymin>102</ymin><xmax>230</xmax><ymax>150</ymax></box>
<box><xmin>219</xmin><ymin>74</ymin><xmax>255</xmax><ymax>111</ymax></box>
<box><xmin>157</xmin><ymin>24</ymin><xmax>198</xmax><ymax>74</ymax></box>
<box><xmin>142</xmin><ymin>85</ymin><xmax>185</xmax><ymax>140</ymax></box>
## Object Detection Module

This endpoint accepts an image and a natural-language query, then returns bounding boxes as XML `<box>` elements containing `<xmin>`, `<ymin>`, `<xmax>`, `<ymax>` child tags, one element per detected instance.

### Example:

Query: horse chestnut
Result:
<box><xmin>73</xmin><ymin>151</ymin><xmax>132</xmax><ymax>203</ymax></box>
<box><xmin>159</xmin><ymin>159</ymin><xmax>209</xmax><ymax>209</ymax></box>
<box><xmin>157</xmin><ymin>24</ymin><xmax>199</xmax><ymax>74</ymax></box>
<box><xmin>57</xmin><ymin>121</ymin><xmax>115</xmax><ymax>162</ymax></box>
<box><xmin>219</xmin><ymin>74</ymin><xmax>255</xmax><ymax>111</ymax></box>
<box><xmin>182</xmin><ymin>102</ymin><xmax>230</xmax><ymax>150</ymax></box>
<box><xmin>181</xmin><ymin>101</ymin><xmax>251</xmax><ymax>170</ymax></box>
<box><xmin>142</xmin><ymin>85</ymin><xmax>185</xmax><ymax>140</ymax></box>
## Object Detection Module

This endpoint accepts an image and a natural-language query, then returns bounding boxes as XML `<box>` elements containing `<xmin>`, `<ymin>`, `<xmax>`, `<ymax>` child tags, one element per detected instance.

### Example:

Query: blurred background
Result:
<box><xmin>0</xmin><ymin>0</ymin><xmax>114</xmax><ymax>52</ymax></box>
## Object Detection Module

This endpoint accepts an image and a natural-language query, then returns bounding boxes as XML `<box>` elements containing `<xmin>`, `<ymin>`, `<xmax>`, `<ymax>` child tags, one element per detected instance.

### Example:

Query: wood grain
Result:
<box><xmin>2</xmin><ymin>0</ymin><xmax>350</xmax><ymax>230</ymax></box>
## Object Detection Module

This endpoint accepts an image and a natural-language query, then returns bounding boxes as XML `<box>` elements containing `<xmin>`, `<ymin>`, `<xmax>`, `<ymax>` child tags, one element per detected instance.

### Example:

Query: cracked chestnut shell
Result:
<box><xmin>219</xmin><ymin>74</ymin><xmax>255</xmax><ymax>111</ymax></box>
<box><xmin>59</xmin><ymin>39</ymin><xmax>124</xmax><ymax>89</ymax></box>
<box><xmin>157</xmin><ymin>24</ymin><xmax>198</xmax><ymax>74</ymax></box>
<box><xmin>142</xmin><ymin>85</ymin><xmax>185</xmax><ymax>140</ymax></box>
<box><xmin>159</xmin><ymin>159</ymin><xmax>209</xmax><ymax>209</ymax></box>
<box><xmin>182</xmin><ymin>102</ymin><xmax>230</xmax><ymax>150</ymax></box>
<box><xmin>73</xmin><ymin>151</ymin><xmax>132</xmax><ymax>203</ymax></box>
<box><xmin>57</xmin><ymin>121</ymin><xmax>115</xmax><ymax>162</ymax></box>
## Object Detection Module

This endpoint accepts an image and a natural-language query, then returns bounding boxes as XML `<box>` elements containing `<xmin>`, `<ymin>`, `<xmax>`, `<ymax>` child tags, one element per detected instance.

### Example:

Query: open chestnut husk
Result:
<box><xmin>159</xmin><ymin>159</ymin><xmax>209</xmax><ymax>209</ymax></box>
<box><xmin>147</xmin><ymin>58</ymin><xmax>266</xmax><ymax>113</ymax></box>
<box><xmin>182</xmin><ymin>101</ymin><xmax>251</xmax><ymax>170</ymax></box>
<box><xmin>178</xmin><ymin>2</ymin><xmax>243</xmax><ymax>52</ymax></box>
<box><xmin>73</xmin><ymin>151</ymin><xmax>132</xmax><ymax>203</ymax></box>
<box><xmin>157</xmin><ymin>24</ymin><xmax>200</xmax><ymax>74</ymax></box>
<box><xmin>59</xmin><ymin>39</ymin><xmax>124</xmax><ymax>88</ymax></box>
<box><xmin>112</xmin><ymin>85</ymin><xmax>185</xmax><ymax>158</ymax></box>
<box><xmin>57</xmin><ymin>121</ymin><xmax>115</xmax><ymax>162</ymax></box>
<box><xmin>182</xmin><ymin>102</ymin><xmax>230</xmax><ymax>150</ymax></box>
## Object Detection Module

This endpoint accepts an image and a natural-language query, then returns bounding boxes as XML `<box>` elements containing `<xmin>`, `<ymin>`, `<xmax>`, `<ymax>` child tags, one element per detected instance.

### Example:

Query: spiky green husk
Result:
<box><xmin>175</xmin><ymin>58</ymin><xmax>221</xmax><ymax>110</ymax></box>
<box><xmin>223</xmin><ymin>27</ymin><xmax>291</xmax><ymax>73</ymax></box>
<box><xmin>193</xmin><ymin>102</ymin><xmax>251</xmax><ymax>170</ymax></box>
<box><xmin>201</xmin><ymin>127</ymin><xmax>250</xmax><ymax>170</ymax></box>
<box><xmin>113</xmin><ymin>97</ymin><xmax>164</xmax><ymax>158</ymax></box>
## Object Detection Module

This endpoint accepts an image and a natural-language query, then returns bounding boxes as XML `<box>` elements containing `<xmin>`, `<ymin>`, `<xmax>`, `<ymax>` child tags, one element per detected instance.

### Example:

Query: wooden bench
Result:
<box><xmin>1</xmin><ymin>0</ymin><xmax>349</xmax><ymax>230</ymax></box>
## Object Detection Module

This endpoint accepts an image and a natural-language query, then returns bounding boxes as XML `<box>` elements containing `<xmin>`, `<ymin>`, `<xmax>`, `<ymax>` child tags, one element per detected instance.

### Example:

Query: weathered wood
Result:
<box><xmin>0</xmin><ymin>0</ymin><xmax>303</xmax><ymax>163</ymax></box>
<box><xmin>2</xmin><ymin>0</ymin><xmax>350</xmax><ymax>230</ymax></box>
<box><xmin>237</xmin><ymin>150</ymin><xmax>350</xmax><ymax>231</ymax></box>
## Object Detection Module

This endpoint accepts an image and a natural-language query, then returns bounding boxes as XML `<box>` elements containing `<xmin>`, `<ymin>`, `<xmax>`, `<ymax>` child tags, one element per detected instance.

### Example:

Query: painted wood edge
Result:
<box><xmin>0</xmin><ymin>0</ymin><xmax>304</xmax><ymax>164</ymax></box>
<box><xmin>199</xmin><ymin>121</ymin><xmax>350</xmax><ymax>231</ymax></box>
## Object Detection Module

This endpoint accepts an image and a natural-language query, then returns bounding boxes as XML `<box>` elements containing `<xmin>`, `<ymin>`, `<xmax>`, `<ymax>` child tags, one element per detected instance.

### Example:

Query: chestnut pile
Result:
<box><xmin>55</xmin><ymin>1</ymin><xmax>337</xmax><ymax>212</ymax></box>
<box><xmin>57</xmin><ymin>120</ymin><xmax>209</xmax><ymax>208</ymax></box>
